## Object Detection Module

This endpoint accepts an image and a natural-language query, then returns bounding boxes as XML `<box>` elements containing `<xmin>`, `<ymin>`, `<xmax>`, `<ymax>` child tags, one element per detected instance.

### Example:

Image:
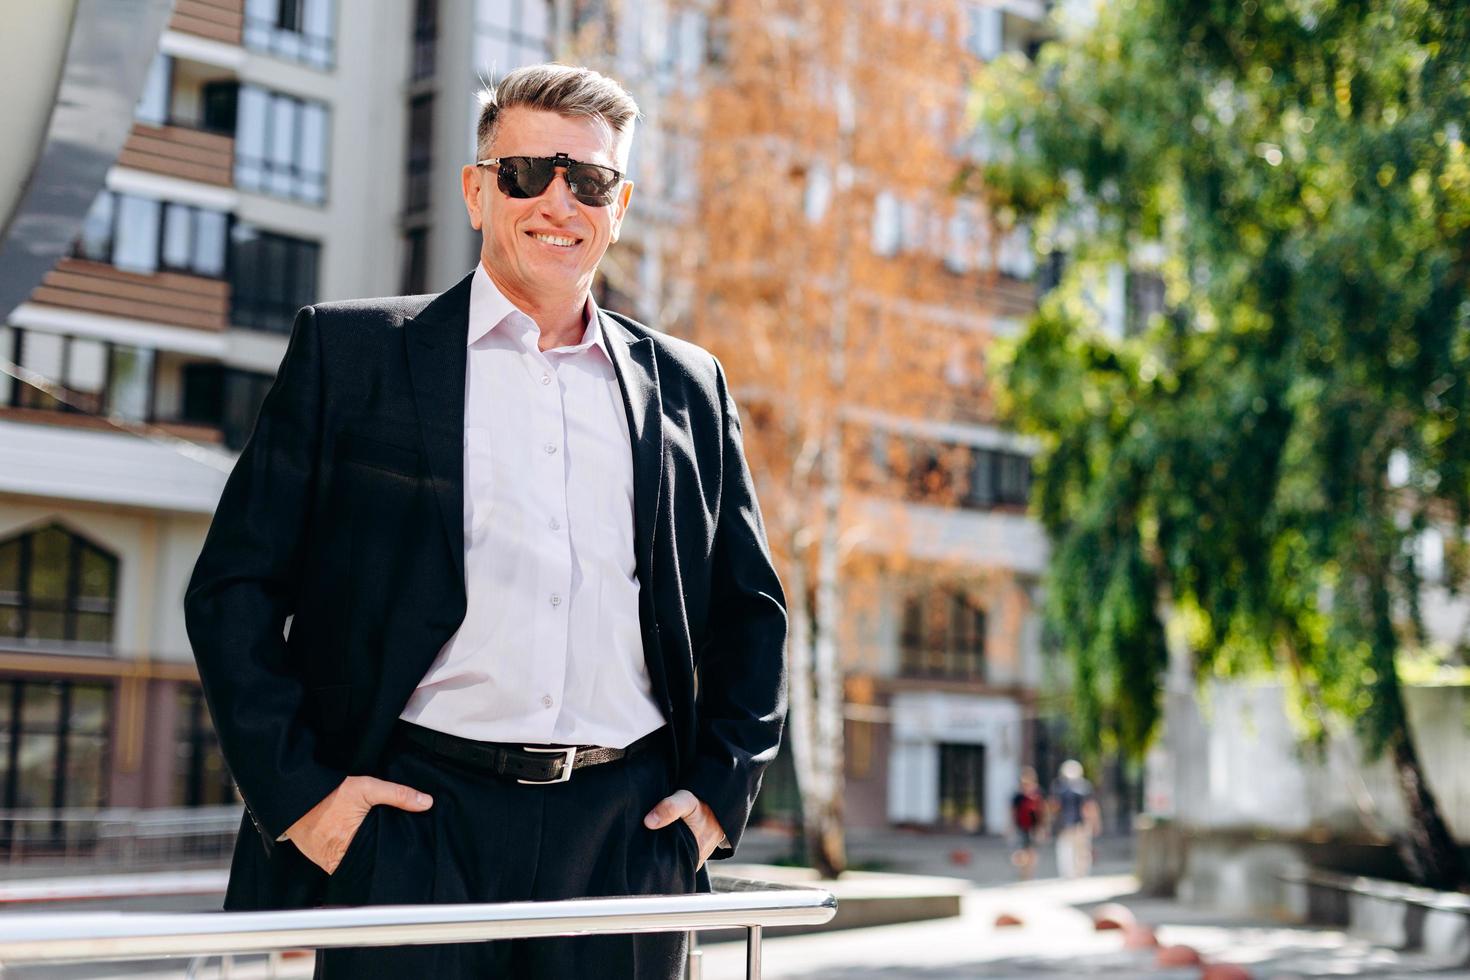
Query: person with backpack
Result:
<box><xmin>1009</xmin><ymin>766</ymin><xmax>1045</xmax><ymax>879</ymax></box>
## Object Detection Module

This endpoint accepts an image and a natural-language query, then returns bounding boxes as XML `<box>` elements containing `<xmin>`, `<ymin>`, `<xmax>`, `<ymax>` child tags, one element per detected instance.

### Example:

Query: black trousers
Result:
<box><xmin>313</xmin><ymin>727</ymin><xmax>699</xmax><ymax>979</ymax></box>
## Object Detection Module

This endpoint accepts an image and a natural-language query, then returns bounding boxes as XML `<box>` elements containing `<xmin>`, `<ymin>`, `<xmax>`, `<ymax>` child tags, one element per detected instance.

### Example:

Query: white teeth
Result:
<box><xmin>532</xmin><ymin>233</ymin><xmax>577</xmax><ymax>246</ymax></box>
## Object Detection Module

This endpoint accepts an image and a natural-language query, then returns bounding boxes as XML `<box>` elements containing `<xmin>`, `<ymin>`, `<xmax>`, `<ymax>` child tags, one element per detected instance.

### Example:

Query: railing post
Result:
<box><xmin>745</xmin><ymin>924</ymin><xmax>762</xmax><ymax>980</ymax></box>
<box><xmin>685</xmin><ymin>930</ymin><xmax>702</xmax><ymax>980</ymax></box>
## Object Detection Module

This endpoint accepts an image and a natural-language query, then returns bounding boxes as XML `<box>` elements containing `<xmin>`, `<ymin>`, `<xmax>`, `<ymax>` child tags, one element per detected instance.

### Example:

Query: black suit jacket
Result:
<box><xmin>184</xmin><ymin>272</ymin><xmax>787</xmax><ymax>910</ymax></box>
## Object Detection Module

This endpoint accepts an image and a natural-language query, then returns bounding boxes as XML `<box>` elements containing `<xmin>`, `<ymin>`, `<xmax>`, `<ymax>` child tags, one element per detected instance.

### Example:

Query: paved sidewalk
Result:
<box><xmin>697</xmin><ymin>873</ymin><xmax>1470</xmax><ymax>979</ymax></box>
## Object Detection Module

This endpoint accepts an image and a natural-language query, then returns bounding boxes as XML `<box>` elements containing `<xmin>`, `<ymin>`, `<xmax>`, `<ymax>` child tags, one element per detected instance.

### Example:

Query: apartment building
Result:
<box><xmin>0</xmin><ymin>0</ymin><xmax>406</xmax><ymax>815</ymax></box>
<box><xmin>1</xmin><ymin>0</ymin><xmax>1057</xmax><ymax>839</ymax></box>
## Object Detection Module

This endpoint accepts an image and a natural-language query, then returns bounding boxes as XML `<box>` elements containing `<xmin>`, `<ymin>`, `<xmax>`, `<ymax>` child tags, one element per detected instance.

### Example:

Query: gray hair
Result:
<box><xmin>475</xmin><ymin>64</ymin><xmax>640</xmax><ymax>160</ymax></box>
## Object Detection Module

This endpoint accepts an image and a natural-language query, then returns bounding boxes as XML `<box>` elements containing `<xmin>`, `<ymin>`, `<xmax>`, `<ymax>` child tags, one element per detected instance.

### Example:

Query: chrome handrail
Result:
<box><xmin>0</xmin><ymin>876</ymin><xmax>836</xmax><ymax>979</ymax></box>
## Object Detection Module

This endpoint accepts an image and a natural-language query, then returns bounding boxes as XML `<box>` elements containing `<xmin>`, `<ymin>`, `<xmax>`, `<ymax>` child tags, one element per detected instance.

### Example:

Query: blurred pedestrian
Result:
<box><xmin>1051</xmin><ymin>759</ymin><xmax>1101</xmax><ymax>878</ymax></box>
<box><xmin>1009</xmin><ymin>766</ymin><xmax>1045</xmax><ymax>880</ymax></box>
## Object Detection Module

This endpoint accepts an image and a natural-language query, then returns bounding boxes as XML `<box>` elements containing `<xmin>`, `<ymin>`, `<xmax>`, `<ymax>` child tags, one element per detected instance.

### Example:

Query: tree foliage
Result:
<box><xmin>973</xmin><ymin>0</ymin><xmax>1470</xmax><ymax>885</ymax></box>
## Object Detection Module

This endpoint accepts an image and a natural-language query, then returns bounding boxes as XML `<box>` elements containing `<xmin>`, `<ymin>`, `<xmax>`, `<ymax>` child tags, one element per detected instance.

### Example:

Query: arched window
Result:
<box><xmin>0</xmin><ymin>523</ymin><xmax>118</xmax><ymax>649</ymax></box>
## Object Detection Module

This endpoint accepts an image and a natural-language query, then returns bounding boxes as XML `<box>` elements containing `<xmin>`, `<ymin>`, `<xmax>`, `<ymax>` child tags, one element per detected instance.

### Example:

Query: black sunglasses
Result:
<box><xmin>476</xmin><ymin>153</ymin><xmax>625</xmax><ymax>207</ymax></box>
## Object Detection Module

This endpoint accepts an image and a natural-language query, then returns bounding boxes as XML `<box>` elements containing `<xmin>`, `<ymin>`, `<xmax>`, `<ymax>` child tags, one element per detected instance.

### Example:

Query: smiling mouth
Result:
<box><xmin>528</xmin><ymin>231</ymin><xmax>581</xmax><ymax>248</ymax></box>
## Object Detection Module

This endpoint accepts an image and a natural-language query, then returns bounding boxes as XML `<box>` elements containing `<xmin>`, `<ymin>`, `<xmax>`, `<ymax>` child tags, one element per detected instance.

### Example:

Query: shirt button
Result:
<box><xmin>544</xmin><ymin>443</ymin><xmax>557</xmax><ymax>454</ymax></box>
<box><xmin>541</xmin><ymin>374</ymin><xmax>552</xmax><ymax>385</ymax></box>
<box><xmin>541</xmin><ymin>694</ymin><xmax>553</xmax><ymax>708</ymax></box>
<box><xmin>549</xmin><ymin>518</ymin><xmax>561</xmax><ymax>530</ymax></box>
<box><xmin>550</xmin><ymin>593</ymin><xmax>562</xmax><ymax>606</ymax></box>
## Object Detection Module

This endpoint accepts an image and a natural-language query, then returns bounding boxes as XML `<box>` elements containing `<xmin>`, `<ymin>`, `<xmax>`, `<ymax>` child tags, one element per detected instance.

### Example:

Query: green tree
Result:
<box><xmin>972</xmin><ymin>0</ymin><xmax>1470</xmax><ymax>888</ymax></box>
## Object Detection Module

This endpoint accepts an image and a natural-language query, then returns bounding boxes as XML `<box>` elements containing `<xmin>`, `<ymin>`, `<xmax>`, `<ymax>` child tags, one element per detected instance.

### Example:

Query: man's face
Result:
<box><xmin>461</xmin><ymin>107</ymin><xmax>633</xmax><ymax>306</ymax></box>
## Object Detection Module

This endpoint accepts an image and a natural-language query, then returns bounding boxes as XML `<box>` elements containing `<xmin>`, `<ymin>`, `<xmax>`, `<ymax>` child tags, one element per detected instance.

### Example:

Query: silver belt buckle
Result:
<box><xmin>517</xmin><ymin>745</ymin><xmax>577</xmax><ymax>785</ymax></box>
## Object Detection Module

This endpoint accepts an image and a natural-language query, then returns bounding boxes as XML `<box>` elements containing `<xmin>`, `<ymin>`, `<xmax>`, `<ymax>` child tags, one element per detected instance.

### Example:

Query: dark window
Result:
<box><xmin>938</xmin><ymin>743</ymin><xmax>985</xmax><ymax>831</ymax></box>
<box><xmin>0</xmin><ymin>679</ymin><xmax>112</xmax><ymax>813</ymax></box>
<box><xmin>402</xmin><ymin>228</ymin><xmax>429</xmax><ymax>294</ymax></box>
<box><xmin>235</xmin><ymin>86</ymin><xmax>329</xmax><ymax>204</ymax></box>
<box><xmin>181</xmin><ymin>362</ymin><xmax>226</xmax><ymax>426</ymax></box>
<box><xmin>73</xmin><ymin>191</ymin><xmax>228</xmax><ymax>279</ymax></box>
<box><xmin>174</xmin><ymin>686</ymin><xmax>235</xmax><ymax>807</ymax></box>
<box><xmin>201</xmin><ymin>80</ymin><xmax>240</xmax><ymax>134</ymax></box>
<box><xmin>963</xmin><ymin>448</ymin><xmax>1031</xmax><ymax>510</ymax></box>
<box><xmin>405</xmin><ymin>95</ymin><xmax>435</xmax><ymax>214</ymax></box>
<box><xmin>4</xmin><ymin>328</ymin><xmax>156</xmax><ymax>422</ymax></box>
<box><xmin>1037</xmin><ymin>249</ymin><xmax>1066</xmax><ymax>297</ymax></box>
<box><xmin>0</xmin><ymin>524</ymin><xmax>117</xmax><ymax>650</ymax></box>
<box><xmin>412</xmin><ymin>0</ymin><xmax>438</xmax><ymax>80</ymax></box>
<box><xmin>1127</xmin><ymin>269</ymin><xmax>1166</xmax><ymax>337</ymax></box>
<box><xmin>899</xmin><ymin>590</ymin><xmax>986</xmax><ymax>681</ymax></box>
<box><xmin>221</xmin><ymin>369</ymin><xmax>275</xmax><ymax>451</ymax></box>
<box><xmin>244</xmin><ymin>0</ymin><xmax>335</xmax><ymax>69</ymax></box>
<box><xmin>229</xmin><ymin>224</ymin><xmax>320</xmax><ymax>333</ymax></box>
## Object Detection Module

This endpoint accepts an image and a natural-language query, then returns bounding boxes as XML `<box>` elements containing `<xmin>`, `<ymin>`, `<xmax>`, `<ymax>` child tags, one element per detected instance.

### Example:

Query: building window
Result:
<box><xmin>872</xmin><ymin>192</ymin><xmax>902</xmax><ymax>257</ymax></box>
<box><xmin>244</xmin><ymin>0</ymin><xmax>335</xmax><ymax>69</ymax></box>
<box><xmin>937</xmin><ymin>742</ymin><xmax>986</xmax><ymax>831</ymax></box>
<box><xmin>412</xmin><ymin>0</ymin><xmax>438</xmax><ymax>81</ymax></box>
<box><xmin>473</xmin><ymin>0</ymin><xmax>552</xmax><ymax>76</ymax></box>
<box><xmin>402</xmin><ymin>228</ymin><xmax>429</xmax><ymax>294</ymax></box>
<box><xmin>0</xmin><ymin>523</ymin><xmax>118</xmax><ymax>650</ymax></box>
<box><xmin>235</xmin><ymin>86</ymin><xmax>329</xmax><ymax>204</ymax></box>
<box><xmin>113</xmin><ymin>195</ymin><xmax>163</xmax><ymax>274</ymax></box>
<box><xmin>899</xmin><ymin>590</ymin><xmax>987</xmax><ymax>681</ymax></box>
<box><xmin>964</xmin><ymin>4</ymin><xmax>1004</xmax><ymax>60</ymax></box>
<box><xmin>221</xmin><ymin>369</ymin><xmax>276</xmax><ymax>451</ymax></box>
<box><xmin>74</xmin><ymin>191</ymin><xmax>229</xmax><ymax>279</ymax></box>
<box><xmin>174</xmin><ymin>686</ymin><xmax>235</xmax><ymax>807</ymax></box>
<box><xmin>405</xmin><ymin>95</ymin><xmax>435</xmax><ymax>214</ymax></box>
<box><xmin>2</xmin><ymin>326</ymin><xmax>156</xmax><ymax>422</ymax></box>
<box><xmin>229</xmin><ymin>224</ymin><xmax>320</xmax><ymax>333</ymax></box>
<box><xmin>964</xmin><ymin>448</ymin><xmax>1031</xmax><ymax>510</ymax></box>
<box><xmin>135</xmin><ymin>53</ymin><xmax>171</xmax><ymax>125</ymax></box>
<box><xmin>0</xmin><ymin>678</ymin><xmax>112</xmax><ymax>815</ymax></box>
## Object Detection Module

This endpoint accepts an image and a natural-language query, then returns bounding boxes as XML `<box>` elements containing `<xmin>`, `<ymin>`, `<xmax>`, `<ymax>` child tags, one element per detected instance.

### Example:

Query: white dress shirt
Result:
<box><xmin>399</xmin><ymin>264</ymin><xmax>666</xmax><ymax>748</ymax></box>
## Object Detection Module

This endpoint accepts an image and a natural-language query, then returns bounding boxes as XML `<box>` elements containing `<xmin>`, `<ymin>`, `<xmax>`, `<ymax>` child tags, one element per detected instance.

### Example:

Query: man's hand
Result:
<box><xmin>643</xmin><ymin>789</ymin><xmax>724</xmax><ymax>869</ymax></box>
<box><xmin>284</xmin><ymin>775</ymin><xmax>433</xmax><ymax>874</ymax></box>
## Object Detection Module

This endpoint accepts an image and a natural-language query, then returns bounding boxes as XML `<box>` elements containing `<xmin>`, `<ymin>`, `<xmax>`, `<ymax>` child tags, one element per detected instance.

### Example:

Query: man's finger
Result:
<box><xmin>642</xmin><ymin>790</ymin><xmax>695</xmax><ymax>829</ymax></box>
<box><xmin>358</xmin><ymin>776</ymin><xmax>433</xmax><ymax>811</ymax></box>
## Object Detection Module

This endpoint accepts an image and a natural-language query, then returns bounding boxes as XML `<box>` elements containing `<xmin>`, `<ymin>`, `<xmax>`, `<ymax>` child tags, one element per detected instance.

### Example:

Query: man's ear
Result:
<box><xmin>609</xmin><ymin>179</ymin><xmax>634</xmax><ymax>244</ymax></box>
<box><xmin>461</xmin><ymin>164</ymin><xmax>483</xmax><ymax>230</ymax></box>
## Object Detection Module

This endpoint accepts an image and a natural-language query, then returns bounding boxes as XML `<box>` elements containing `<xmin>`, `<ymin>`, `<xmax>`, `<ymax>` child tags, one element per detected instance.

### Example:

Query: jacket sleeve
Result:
<box><xmin>682</xmin><ymin>356</ymin><xmax>788</xmax><ymax>857</ymax></box>
<box><xmin>184</xmin><ymin>306</ymin><xmax>345</xmax><ymax>852</ymax></box>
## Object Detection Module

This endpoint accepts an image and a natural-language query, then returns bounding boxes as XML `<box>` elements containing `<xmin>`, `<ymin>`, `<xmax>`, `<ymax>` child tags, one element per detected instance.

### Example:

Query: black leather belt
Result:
<box><xmin>396</xmin><ymin>721</ymin><xmax>666</xmax><ymax>785</ymax></box>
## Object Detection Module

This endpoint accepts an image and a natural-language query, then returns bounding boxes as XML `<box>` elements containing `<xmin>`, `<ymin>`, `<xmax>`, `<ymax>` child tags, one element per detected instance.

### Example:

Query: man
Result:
<box><xmin>1050</xmin><ymin>759</ymin><xmax>1101</xmax><ymax>878</ymax></box>
<box><xmin>184</xmin><ymin>64</ymin><xmax>787</xmax><ymax>979</ymax></box>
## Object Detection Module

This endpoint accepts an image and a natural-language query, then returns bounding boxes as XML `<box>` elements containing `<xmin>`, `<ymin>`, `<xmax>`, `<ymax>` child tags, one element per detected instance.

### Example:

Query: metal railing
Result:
<box><xmin>0</xmin><ymin>805</ymin><xmax>242</xmax><ymax>873</ymax></box>
<box><xmin>0</xmin><ymin>876</ymin><xmax>836</xmax><ymax>980</ymax></box>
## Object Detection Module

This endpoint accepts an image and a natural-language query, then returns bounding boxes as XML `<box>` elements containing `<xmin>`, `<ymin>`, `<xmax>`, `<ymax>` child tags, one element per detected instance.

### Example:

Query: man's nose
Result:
<box><xmin>537</xmin><ymin>168</ymin><xmax>579</xmax><ymax>216</ymax></box>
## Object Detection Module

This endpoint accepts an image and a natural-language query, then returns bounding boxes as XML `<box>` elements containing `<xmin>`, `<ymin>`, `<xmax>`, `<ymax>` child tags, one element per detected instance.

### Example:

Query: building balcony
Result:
<box><xmin>0</xmin><ymin>417</ymin><xmax>229</xmax><ymax>513</ymax></box>
<box><xmin>168</xmin><ymin>0</ymin><xmax>244</xmax><ymax>48</ymax></box>
<box><xmin>30</xmin><ymin>259</ymin><xmax>229</xmax><ymax>334</ymax></box>
<box><xmin>117</xmin><ymin>123</ymin><xmax>234</xmax><ymax>188</ymax></box>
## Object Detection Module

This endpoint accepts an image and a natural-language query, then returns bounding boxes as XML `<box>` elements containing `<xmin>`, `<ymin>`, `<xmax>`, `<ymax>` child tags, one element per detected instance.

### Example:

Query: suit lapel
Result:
<box><xmin>601</xmin><ymin>309</ymin><xmax>664</xmax><ymax>589</ymax></box>
<box><xmin>404</xmin><ymin>272</ymin><xmax>473</xmax><ymax>593</ymax></box>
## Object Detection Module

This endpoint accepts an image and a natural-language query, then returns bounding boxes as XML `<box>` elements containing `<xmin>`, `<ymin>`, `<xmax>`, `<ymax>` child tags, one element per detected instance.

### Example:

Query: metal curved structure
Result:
<box><xmin>0</xmin><ymin>0</ymin><xmax>174</xmax><ymax>322</ymax></box>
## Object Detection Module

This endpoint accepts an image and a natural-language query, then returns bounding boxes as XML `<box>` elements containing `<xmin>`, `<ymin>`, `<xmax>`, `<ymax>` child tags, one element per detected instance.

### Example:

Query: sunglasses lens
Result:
<box><xmin>566</xmin><ymin>164</ymin><xmax>621</xmax><ymax>206</ymax></box>
<box><xmin>496</xmin><ymin>157</ymin><xmax>555</xmax><ymax>199</ymax></box>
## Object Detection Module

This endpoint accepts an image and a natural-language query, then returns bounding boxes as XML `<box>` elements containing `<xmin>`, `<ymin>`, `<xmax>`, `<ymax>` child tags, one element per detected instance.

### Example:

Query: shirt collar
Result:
<box><xmin>467</xmin><ymin>263</ymin><xmax>608</xmax><ymax>360</ymax></box>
